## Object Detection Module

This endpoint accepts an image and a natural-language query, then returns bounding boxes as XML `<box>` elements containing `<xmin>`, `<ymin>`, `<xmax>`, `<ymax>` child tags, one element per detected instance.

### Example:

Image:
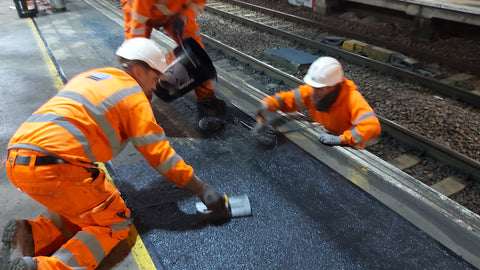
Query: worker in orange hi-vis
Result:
<box><xmin>121</xmin><ymin>0</ymin><xmax>227</xmax><ymax>132</ymax></box>
<box><xmin>2</xmin><ymin>38</ymin><xmax>230</xmax><ymax>270</ymax></box>
<box><xmin>256</xmin><ymin>56</ymin><xmax>381</xmax><ymax>148</ymax></box>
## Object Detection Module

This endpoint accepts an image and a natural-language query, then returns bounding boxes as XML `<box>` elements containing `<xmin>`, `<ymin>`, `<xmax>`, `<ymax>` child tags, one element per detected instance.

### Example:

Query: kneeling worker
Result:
<box><xmin>2</xmin><ymin>38</ymin><xmax>229</xmax><ymax>270</ymax></box>
<box><xmin>257</xmin><ymin>56</ymin><xmax>381</xmax><ymax>148</ymax></box>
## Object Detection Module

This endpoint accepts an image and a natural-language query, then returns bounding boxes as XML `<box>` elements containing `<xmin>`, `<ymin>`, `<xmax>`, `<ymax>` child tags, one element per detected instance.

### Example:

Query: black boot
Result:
<box><xmin>196</xmin><ymin>97</ymin><xmax>226</xmax><ymax>132</ymax></box>
<box><xmin>1</xmin><ymin>220</ymin><xmax>34</xmax><ymax>268</ymax></box>
<box><xmin>4</xmin><ymin>257</ymin><xmax>37</xmax><ymax>270</ymax></box>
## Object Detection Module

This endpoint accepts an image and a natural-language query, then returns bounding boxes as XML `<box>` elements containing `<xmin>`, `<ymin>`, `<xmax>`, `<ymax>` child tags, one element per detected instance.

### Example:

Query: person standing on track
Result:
<box><xmin>121</xmin><ymin>0</ymin><xmax>227</xmax><ymax>132</ymax></box>
<box><xmin>256</xmin><ymin>56</ymin><xmax>381</xmax><ymax>148</ymax></box>
<box><xmin>1</xmin><ymin>38</ymin><xmax>229</xmax><ymax>270</ymax></box>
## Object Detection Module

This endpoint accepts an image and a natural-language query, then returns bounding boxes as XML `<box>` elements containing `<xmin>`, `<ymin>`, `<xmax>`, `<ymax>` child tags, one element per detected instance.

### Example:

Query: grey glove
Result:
<box><xmin>252</xmin><ymin>102</ymin><xmax>269</xmax><ymax>133</ymax></box>
<box><xmin>318</xmin><ymin>134</ymin><xmax>342</xmax><ymax>146</ymax></box>
<box><xmin>255</xmin><ymin>102</ymin><xmax>269</xmax><ymax>120</ymax></box>
<box><xmin>252</xmin><ymin>117</ymin><xmax>266</xmax><ymax>133</ymax></box>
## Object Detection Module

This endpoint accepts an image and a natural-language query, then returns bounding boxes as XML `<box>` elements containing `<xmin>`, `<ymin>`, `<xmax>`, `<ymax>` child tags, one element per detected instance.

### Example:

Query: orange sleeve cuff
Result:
<box><xmin>163</xmin><ymin>159</ymin><xmax>194</xmax><ymax>187</ymax></box>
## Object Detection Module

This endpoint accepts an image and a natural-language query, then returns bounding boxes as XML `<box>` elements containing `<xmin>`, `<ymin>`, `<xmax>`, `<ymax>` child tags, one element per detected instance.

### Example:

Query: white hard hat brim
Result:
<box><xmin>115</xmin><ymin>38</ymin><xmax>168</xmax><ymax>74</ymax></box>
<box><xmin>304</xmin><ymin>76</ymin><xmax>328</xmax><ymax>88</ymax></box>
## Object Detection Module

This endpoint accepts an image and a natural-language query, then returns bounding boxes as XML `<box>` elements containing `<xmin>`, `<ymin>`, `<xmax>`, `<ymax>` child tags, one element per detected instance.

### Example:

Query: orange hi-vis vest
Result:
<box><xmin>263</xmin><ymin>78</ymin><xmax>381</xmax><ymax>147</ymax></box>
<box><xmin>8</xmin><ymin>67</ymin><xmax>193</xmax><ymax>186</ymax></box>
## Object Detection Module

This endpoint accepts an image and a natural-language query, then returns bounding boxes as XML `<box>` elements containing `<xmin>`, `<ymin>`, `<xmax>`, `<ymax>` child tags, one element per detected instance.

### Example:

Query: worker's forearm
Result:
<box><xmin>184</xmin><ymin>174</ymin><xmax>206</xmax><ymax>195</ymax></box>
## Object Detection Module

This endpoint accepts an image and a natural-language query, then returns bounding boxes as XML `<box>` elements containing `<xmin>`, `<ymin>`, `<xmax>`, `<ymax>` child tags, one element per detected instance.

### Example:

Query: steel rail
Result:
<box><xmin>205</xmin><ymin>4</ymin><xmax>480</xmax><ymax>109</ymax></box>
<box><xmin>225</xmin><ymin>0</ymin><xmax>480</xmax><ymax>75</ymax></box>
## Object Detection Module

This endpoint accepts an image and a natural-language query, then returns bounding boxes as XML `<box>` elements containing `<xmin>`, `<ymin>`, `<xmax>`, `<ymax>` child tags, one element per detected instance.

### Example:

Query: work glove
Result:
<box><xmin>252</xmin><ymin>102</ymin><xmax>269</xmax><ymax>133</ymax></box>
<box><xmin>184</xmin><ymin>175</ymin><xmax>231</xmax><ymax>218</ymax></box>
<box><xmin>255</xmin><ymin>102</ymin><xmax>269</xmax><ymax>120</ymax></box>
<box><xmin>318</xmin><ymin>134</ymin><xmax>343</xmax><ymax>146</ymax></box>
<box><xmin>171</xmin><ymin>15</ymin><xmax>186</xmax><ymax>40</ymax></box>
<box><xmin>199</xmin><ymin>185</ymin><xmax>227</xmax><ymax>212</ymax></box>
<box><xmin>252</xmin><ymin>116</ymin><xmax>266</xmax><ymax>133</ymax></box>
<box><xmin>199</xmin><ymin>185</ymin><xmax>231</xmax><ymax>221</ymax></box>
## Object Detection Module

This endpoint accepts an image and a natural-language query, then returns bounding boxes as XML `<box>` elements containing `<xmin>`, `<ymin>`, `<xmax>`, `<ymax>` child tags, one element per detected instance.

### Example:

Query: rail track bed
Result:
<box><xmin>84</xmin><ymin>0</ymin><xmax>480</xmax><ymax>266</ymax></box>
<box><xmin>91</xmin><ymin>0</ymin><xmax>479</xmax><ymax>230</ymax></box>
<box><xmin>195</xmin><ymin>2</ymin><xmax>480</xmax><ymax>216</ymax></box>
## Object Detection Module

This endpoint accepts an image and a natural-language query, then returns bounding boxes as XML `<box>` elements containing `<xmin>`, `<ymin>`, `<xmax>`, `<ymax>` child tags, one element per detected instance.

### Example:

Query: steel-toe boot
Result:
<box><xmin>1</xmin><ymin>220</ymin><xmax>34</xmax><ymax>263</ymax></box>
<box><xmin>3</xmin><ymin>257</ymin><xmax>37</xmax><ymax>270</ymax></box>
<box><xmin>196</xmin><ymin>96</ymin><xmax>226</xmax><ymax>132</ymax></box>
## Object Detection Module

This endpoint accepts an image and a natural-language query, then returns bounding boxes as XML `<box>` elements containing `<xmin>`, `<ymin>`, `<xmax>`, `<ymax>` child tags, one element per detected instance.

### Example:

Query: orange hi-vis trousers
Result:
<box><xmin>6</xmin><ymin>149</ymin><xmax>132</xmax><ymax>270</ymax></box>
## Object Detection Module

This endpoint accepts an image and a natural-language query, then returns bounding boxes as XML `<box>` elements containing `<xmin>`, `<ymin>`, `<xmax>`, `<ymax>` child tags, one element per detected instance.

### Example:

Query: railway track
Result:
<box><xmin>206</xmin><ymin>0</ymin><xmax>480</xmax><ymax>108</ymax></box>
<box><xmin>222</xmin><ymin>0</ymin><xmax>480</xmax><ymax>75</ymax></box>
<box><xmin>82</xmin><ymin>0</ymin><xmax>480</xmax><ymax>266</ymax></box>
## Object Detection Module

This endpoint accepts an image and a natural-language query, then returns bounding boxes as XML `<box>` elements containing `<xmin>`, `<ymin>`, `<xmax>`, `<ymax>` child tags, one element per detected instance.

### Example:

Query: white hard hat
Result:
<box><xmin>303</xmin><ymin>57</ymin><xmax>344</xmax><ymax>88</ymax></box>
<box><xmin>115</xmin><ymin>38</ymin><xmax>167</xmax><ymax>73</ymax></box>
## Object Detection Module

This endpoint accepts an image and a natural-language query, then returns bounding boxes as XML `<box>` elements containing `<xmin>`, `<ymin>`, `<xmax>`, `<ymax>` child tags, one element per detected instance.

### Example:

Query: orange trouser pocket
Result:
<box><xmin>6</xmin><ymin>150</ymin><xmax>129</xmax><ymax>227</ymax></box>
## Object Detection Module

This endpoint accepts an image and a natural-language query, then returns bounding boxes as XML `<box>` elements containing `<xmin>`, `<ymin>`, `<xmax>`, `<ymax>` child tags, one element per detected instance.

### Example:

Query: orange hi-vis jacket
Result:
<box><xmin>121</xmin><ymin>0</ymin><xmax>215</xmax><ymax>100</ymax></box>
<box><xmin>262</xmin><ymin>78</ymin><xmax>381</xmax><ymax>147</ymax></box>
<box><xmin>121</xmin><ymin>0</ymin><xmax>205</xmax><ymax>43</ymax></box>
<box><xmin>8</xmin><ymin>67</ymin><xmax>194</xmax><ymax>186</ymax></box>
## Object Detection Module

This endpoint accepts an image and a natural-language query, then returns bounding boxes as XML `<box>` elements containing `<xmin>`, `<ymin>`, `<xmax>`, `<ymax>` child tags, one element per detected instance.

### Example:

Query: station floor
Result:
<box><xmin>0</xmin><ymin>0</ymin><xmax>476</xmax><ymax>269</ymax></box>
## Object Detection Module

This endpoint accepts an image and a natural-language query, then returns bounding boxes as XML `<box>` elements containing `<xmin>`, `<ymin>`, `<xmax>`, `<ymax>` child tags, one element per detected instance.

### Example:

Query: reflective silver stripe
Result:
<box><xmin>293</xmin><ymin>88</ymin><xmax>306</xmax><ymax>111</ymax></box>
<box><xmin>58</xmin><ymin>91</ymin><xmax>116</xmax><ymax>158</ymax></box>
<box><xmin>58</xmin><ymin>86</ymin><xmax>141</xmax><ymax>157</ymax></box>
<box><xmin>130</xmin><ymin>132</ymin><xmax>166</xmax><ymax>147</ymax></box>
<box><xmin>131</xmin><ymin>10</ymin><xmax>149</xmax><ymax>23</ymax></box>
<box><xmin>273</xmin><ymin>94</ymin><xmax>283</xmax><ymax>108</ymax></box>
<box><xmin>25</xmin><ymin>113</ymin><xmax>96</xmax><ymax>161</ymax></box>
<box><xmin>353</xmin><ymin>112</ymin><xmax>377</xmax><ymax>126</ymax></box>
<box><xmin>188</xmin><ymin>2</ymin><xmax>204</xmax><ymax>16</ymax></box>
<box><xmin>350</xmin><ymin>128</ymin><xmax>363</xmax><ymax>144</ymax></box>
<box><xmin>154</xmin><ymin>3</ymin><xmax>175</xmax><ymax>15</ymax></box>
<box><xmin>155</xmin><ymin>153</ymin><xmax>182</xmax><ymax>174</ymax></box>
<box><xmin>73</xmin><ymin>231</ymin><xmax>106</xmax><ymax>265</ymax></box>
<box><xmin>40</xmin><ymin>210</ymin><xmax>63</xmax><ymax>231</ymax></box>
<box><xmin>52</xmin><ymin>247</ymin><xmax>86</xmax><ymax>270</ymax></box>
<box><xmin>7</xmin><ymin>144</ymin><xmax>60</xmax><ymax>159</ymax></box>
<box><xmin>131</xmin><ymin>27</ymin><xmax>147</xmax><ymax>36</ymax></box>
<box><xmin>110</xmin><ymin>215</ymin><xmax>133</xmax><ymax>232</ymax></box>
<box><xmin>40</xmin><ymin>210</ymin><xmax>77</xmax><ymax>240</ymax></box>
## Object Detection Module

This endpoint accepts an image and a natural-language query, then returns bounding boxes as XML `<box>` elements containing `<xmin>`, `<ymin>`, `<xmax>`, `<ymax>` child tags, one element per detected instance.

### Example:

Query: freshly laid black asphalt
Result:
<box><xmin>110</xmin><ymin>94</ymin><xmax>473</xmax><ymax>269</ymax></box>
<box><xmin>0</xmin><ymin>0</ymin><xmax>475</xmax><ymax>269</ymax></box>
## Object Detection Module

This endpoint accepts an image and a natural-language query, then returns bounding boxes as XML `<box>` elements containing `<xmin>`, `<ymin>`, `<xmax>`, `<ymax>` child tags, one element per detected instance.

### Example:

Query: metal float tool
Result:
<box><xmin>196</xmin><ymin>194</ymin><xmax>251</xmax><ymax>219</ymax></box>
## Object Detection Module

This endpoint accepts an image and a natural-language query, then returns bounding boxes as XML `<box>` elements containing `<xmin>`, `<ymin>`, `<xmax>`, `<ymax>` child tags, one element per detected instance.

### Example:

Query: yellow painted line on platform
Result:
<box><xmin>28</xmin><ymin>18</ymin><xmax>64</xmax><ymax>91</ymax></box>
<box><xmin>29</xmin><ymin>18</ymin><xmax>156</xmax><ymax>269</ymax></box>
<box><xmin>97</xmin><ymin>163</ymin><xmax>157</xmax><ymax>270</ymax></box>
